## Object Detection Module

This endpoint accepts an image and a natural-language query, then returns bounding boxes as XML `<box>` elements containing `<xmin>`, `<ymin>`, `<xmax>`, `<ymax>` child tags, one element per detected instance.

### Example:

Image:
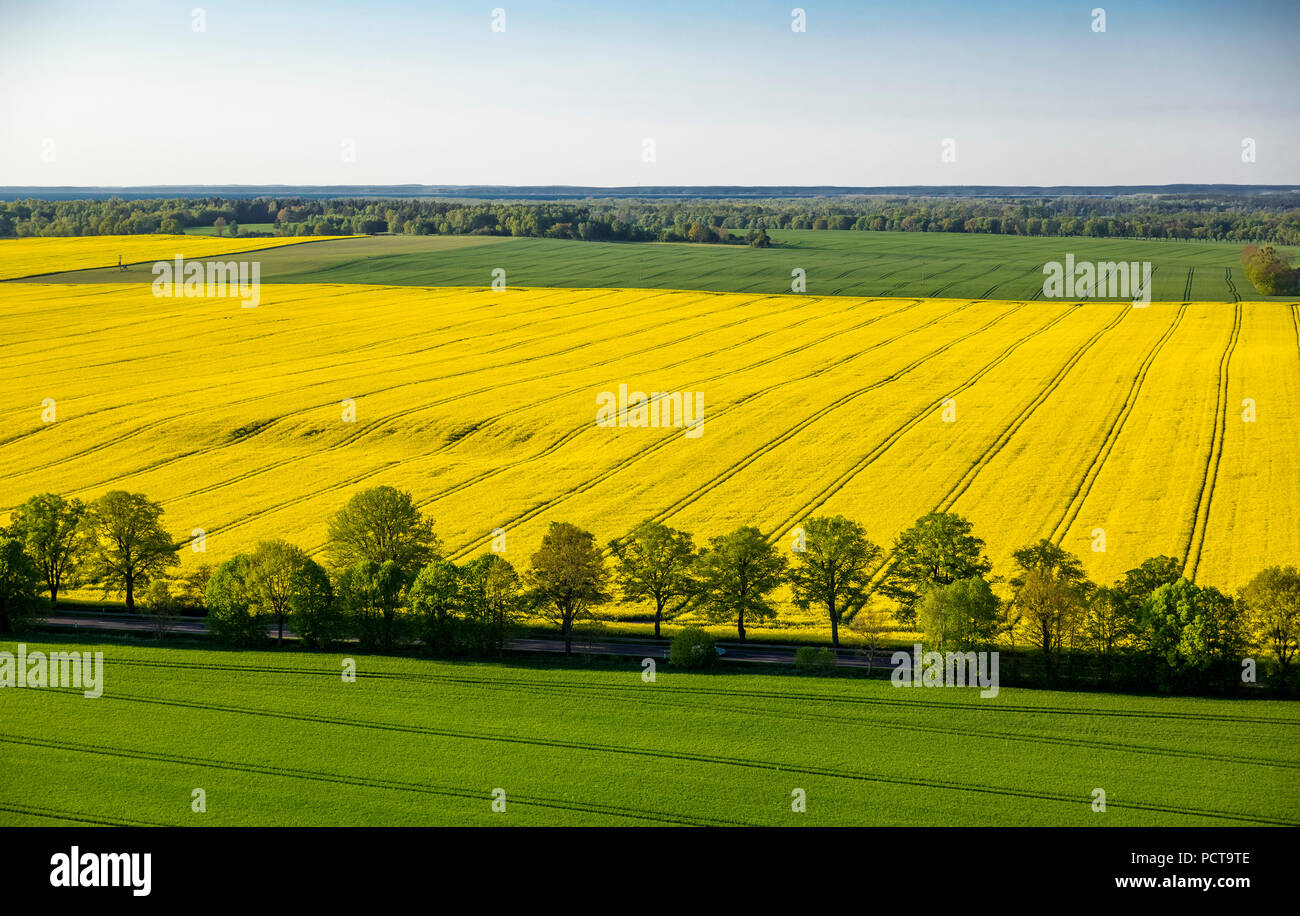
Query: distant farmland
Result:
<box><xmin>15</xmin><ymin>230</ymin><xmax>1298</xmax><ymax>302</ymax></box>
<box><xmin>0</xmin><ymin>233</ymin><xmax>349</xmax><ymax>281</ymax></box>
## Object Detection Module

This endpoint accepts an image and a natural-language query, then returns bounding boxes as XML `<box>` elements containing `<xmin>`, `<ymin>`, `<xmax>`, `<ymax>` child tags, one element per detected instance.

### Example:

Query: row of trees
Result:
<box><xmin>2</xmin><ymin>488</ymin><xmax>1296</xmax><ymax>693</ymax></box>
<box><xmin>4</xmin><ymin>193</ymin><xmax>1299</xmax><ymax>244</ymax></box>
<box><xmin>1</xmin><ymin>491</ymin><xmax>179</xmax><ymax>627</ymax></box>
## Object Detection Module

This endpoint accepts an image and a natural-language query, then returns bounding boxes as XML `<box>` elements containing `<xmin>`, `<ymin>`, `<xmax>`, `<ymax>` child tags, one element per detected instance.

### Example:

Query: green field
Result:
<box><xmin>20</xmin><ymin>230</ymin><xmax>1298</xmax><ymax>301</ymax></box>
<box><xmin>185</xmin><ymin>223</ymin><xmax>280</xmax><ymax>237</ymax></box>
<box><xmin>2</xmin><ymin>638</ymin><xmax>1296</xmax><ymax>826</ymax></box>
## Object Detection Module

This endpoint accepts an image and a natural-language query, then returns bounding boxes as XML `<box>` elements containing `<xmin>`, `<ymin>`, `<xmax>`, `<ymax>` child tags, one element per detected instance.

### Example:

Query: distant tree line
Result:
<box><xmin>2</xmin><ymin>193</ymin><xmax>1298</xmax><ymax>245</ymax></box>
<box><xmin>1</xmin><ymin>488</ymin><xmax>1296</xmax><ymax>696</ymax></box>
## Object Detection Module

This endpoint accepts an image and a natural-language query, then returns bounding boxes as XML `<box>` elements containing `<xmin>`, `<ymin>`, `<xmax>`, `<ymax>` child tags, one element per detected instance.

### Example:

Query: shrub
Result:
<box><xmin>795</xmin><ymin>646</ymin><xmax>837</xmax><ymax>674</ymax></box>
<box><xmin>141</xmin><ymin>579</ymin><xmax>181</xmax><ymax>640</ymax></box>
<box><xmin>669</xmin><ymin>626</ymin><xmax>718</xmax><ymax>669</ymax></box>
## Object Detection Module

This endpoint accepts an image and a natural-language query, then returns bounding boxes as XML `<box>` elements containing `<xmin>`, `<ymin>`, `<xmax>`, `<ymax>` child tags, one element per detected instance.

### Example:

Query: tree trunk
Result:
<box><xmin>654</xmin><ymin>607</ymin><xmax>662</xmax><ymax>640</ymax></box>
<box><xmin>830</xmin><ymin>612</ymin><xmax>839</xmax><ymax>648</ymax></box>
<box><xmin>124</xmin><ymin>574</ymin><xmax>135</xmax><ymax>613</ymax></box>
<box><xmin>49</xmin><ymin>584</ymin><xmax>58</xmax><ymax>606</ymax></box>
<box><xmin>737</xmin><ymin>609</ymin><xmax>746</xmax><ymax>642</ymax></box>
<box><xmin>278</xmin><ymin>616</ymin><xmax>284</xmax><ymax>644</ymax></box>
<box><xmin>563</xmin><ymin>614</ymin><xmax>572</xmax><ymax>655</ymax></box>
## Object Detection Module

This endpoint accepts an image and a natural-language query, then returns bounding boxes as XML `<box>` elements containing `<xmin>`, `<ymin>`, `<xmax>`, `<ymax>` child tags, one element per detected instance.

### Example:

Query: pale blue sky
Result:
<box><xmin>1</xmin><ymin>0</ymin><xmax>1296</xmax><ymax>186</ymax></box>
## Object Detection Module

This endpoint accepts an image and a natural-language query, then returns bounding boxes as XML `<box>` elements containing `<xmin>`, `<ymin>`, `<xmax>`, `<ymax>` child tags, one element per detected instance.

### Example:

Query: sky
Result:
<box><xmin>1</xmin><ymin>0</ymin><xmax>1297</xmax><ymax>187</ymax></box>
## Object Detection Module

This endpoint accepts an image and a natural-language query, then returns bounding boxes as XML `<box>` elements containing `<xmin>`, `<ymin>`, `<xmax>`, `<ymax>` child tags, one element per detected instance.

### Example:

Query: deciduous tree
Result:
<box><xmin>609</xmin><ymin>520</ymin><xmax>698</xmax><ymax>639</ymax></box>
<box><xmin>525</xmin><ymin>522</ymin><xmax>610</xmax><ymax>655</ymax></box>
<box><xmin>880</xmin><ymin>512</ymin><xmax>992</xmax><ymax>624</ymax></box>
<box><xmin>245</xmin><ymin>539</ymin><xmax>311</xmax><ymax>643</ymax></box>
<box><xmin>1238</xmin><ymin>566</ymin><xmax>1300</xmax><ymax>678</ymax></box>
<box><xmin>917</xmin><ymin>575</ymin><xmax>1000</xmax><ymax>651</ymax></box>
<box><xmin>1013</xmin><ymin>568</ymin><xmax>1085</xmax><ymax>681</ymax></box>
<box><xmin>0</xmin><ymin>538</ymin><xmax>42</xmax><ymax>632</ymax></box>
<box><xmin>80</xmin><ymin>491</ymin><xmax>178</xmax><ymax>613</ymax></box>
<box><xmin>788</xmin><ymin>515</ymin><xmax>881</xmax><ymax>647</ymax></box>
<box><xmin>326</xmin><ymin>486</ymin><xmax>439</xmax><ymax>573</ymax></box>
<box><xmin>7</xmin><ymin>493</ymin><xmax>86</xmax><ymax>605</ymax></box>
<box><xmin>694</xmin><ymin>526</ymin><xmax>786</xmax><ymax>642</ymax></box>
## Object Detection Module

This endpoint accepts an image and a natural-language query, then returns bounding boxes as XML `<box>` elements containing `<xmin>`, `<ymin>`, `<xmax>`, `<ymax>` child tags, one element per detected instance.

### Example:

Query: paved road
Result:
<box><xmin>46</xmin><ymin>613</ymin><xmax>208</xmax><ymax>635</ymax></box>
<box><xmin>516</xmin><ymin>637</ymin><xmax>898</xmax><ymax>668</ymax></box>
<box><xmin>40</xmin><ymin>613</ymin><xmax>901</xmax><ymax>669</ymax></box>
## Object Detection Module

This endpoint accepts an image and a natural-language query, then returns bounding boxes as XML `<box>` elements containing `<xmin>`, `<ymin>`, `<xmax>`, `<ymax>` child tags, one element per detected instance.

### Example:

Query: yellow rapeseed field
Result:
<box><xmin>0</xmin><ymin>280</ymin><xmax>1295</xmax><ymax>627</ymax></box>
<box><xmin>0</xmin><ymin>234</ymin><xmax>351</xmax><ymax>281</ymax></box>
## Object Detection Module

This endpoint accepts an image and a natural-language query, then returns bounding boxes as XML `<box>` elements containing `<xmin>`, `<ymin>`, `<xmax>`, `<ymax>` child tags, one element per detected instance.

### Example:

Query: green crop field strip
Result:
<box><xmin>16</xmin><ymin>230</ymin><xmax>1297</xmax><ymax>302</ymax></box>
<box><xmin>2</xmin><ymin>639</ymin><xmax>1296</xmax><ymax>827</ymax></box>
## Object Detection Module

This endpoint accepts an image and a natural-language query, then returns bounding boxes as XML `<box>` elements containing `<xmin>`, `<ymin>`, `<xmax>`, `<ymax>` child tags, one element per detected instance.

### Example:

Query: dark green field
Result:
<box><xmin>185</xmin><ymin>223</ymin><xmax>279</xmax><ymax>236</ymax></box>
<box><xmin>21</xmin><ymin>230</ymin><xmax>1298</xmax><ymax>301</ymax></box>
<box><xmin>1</xmin><ymin>638</ymin><xmax>1297</xmax><ymax>827</ymax></box>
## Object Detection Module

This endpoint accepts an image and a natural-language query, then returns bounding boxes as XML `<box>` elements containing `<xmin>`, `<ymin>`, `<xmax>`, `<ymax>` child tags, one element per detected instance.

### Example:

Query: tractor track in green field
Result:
<box><xmin>28</xmin><ymin>688</ymin><xmax>1295</xmax><ymax>825</ymax></box>
<box><xmin>84</xmin><ymin>659</ymin><xmax>1297</xmax><ymax>774</ymax></box>
<box><xmin>977</xmin><ymin>264</ymin><xmax>1043</xmax><ymax>300</ymax></box>
<box><xmin>1183</xmin><ymin>267</ymin><xmax>1195</xmax><ymax>301</ymax></box>
<box><xmin>924</xmin><ymin>263</ymin><xmax>967</xmax><ymax>298</ymax></box>
<box><xmin>93</xmin><ymin>656</ymin><xmax>1300</xmax><ymax>726</ymax></box>
<box><xmin>926</xmin><ymin>261</ymin><xmax>1004</xmax><ymax>299</ymax></box>
<box><xmin>0</xmin><ymin>802</ymin><xmax>175</xmax><ymax>827</ymax></box>
<box><xmin>0</xmin><ymin>733</ymin><xmax>745</xmax><ymax>826</ymax></box>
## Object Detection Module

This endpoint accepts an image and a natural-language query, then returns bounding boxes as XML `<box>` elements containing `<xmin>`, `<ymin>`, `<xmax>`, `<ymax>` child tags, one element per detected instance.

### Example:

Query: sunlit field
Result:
<box><xmin>1</xmin><ymin>639</ymin><xmax>1295</xmax><ymax>827</ymax></box>
<box><xmin>2</xmin><ymin>277</ymin><xmax>1295</xmax><ymax>635</ymax></box>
